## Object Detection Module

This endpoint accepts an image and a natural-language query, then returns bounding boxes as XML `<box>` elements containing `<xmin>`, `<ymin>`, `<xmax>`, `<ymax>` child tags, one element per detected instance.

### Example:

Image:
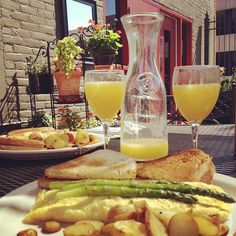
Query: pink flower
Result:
<box><xmin>88</xmin><ymin>19</ymin><xmax>95</xmax><ymax>24</ymax></box>
<box><xmin>77</xmin><ymin>26</ymin><xmax>84</xmax><ymax>33</ymax></box>
<box><xmin>60</xmin><ymin>117</ymin><xmax>67</xmax><ymax>123</ymax></box>
<box><xmin>57</xmin><ymin>108</ymin><xmax>65</xmax><ymax>113</ymax></box>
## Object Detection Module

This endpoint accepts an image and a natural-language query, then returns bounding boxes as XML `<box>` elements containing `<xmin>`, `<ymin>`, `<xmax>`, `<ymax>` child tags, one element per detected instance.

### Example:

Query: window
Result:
<box><xmin>105</xmin><ymin>0</ymin><xmax>116</xmax><ymax>22</ymax></box>
<box><xmin>105</xmin><ymin>0</ymin><xmax>123</xmax><ymax>23</ymax></box>
<box><xmin>216</xmin><ymin>51</ymin><xmax>236</xmax><ymax>75</ymax></box>
<box><xmin>216</xmin><ymin>8</ymin><xmax>236</xmax><ymax>35</ymax></box>
<box><xmin>55</xmin><ymin>0</ymin><xmax>97</xmax><ymax>38</ymax></box>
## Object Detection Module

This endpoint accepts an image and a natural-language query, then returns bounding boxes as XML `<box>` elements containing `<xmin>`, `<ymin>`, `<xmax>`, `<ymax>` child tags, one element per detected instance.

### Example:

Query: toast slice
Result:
<box><xmin>7</xmin><ymin>127</ymin><xmax>55</xmax><ymax>136</ymax></box>
<box><xmin>0</xmin><ymin>136</ymin><xmax>45</xmax><ymax>149</ymax></box>
<box><xmin>137</xmin><ymin>149</ymin><xmax>215</xmax><ymax>184</ymax></box>
<box><xmin>45</xmin><ymin>149</ymin><xmax>137</xmax><ymax>180</ymax></box>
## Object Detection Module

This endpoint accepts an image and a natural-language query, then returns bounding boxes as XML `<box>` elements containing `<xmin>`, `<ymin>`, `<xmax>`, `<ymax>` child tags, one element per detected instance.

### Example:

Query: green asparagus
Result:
<box><xmin>49</xmin><ymin>179</ymin><xmax>173</xmax><ymax>190</ymax></box>
<box><xmin>49</xmin><ymin>179</ymin><xmax>235</xmax><ymax>203</ymax></box>
<box><xmin>56</xmin><ymin>185</ymin><xmax>197</xmax><ymax>204</ymax></box>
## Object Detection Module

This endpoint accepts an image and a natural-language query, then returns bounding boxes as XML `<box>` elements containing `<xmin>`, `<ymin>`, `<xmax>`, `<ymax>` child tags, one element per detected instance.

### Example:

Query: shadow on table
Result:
<box><xmin>168</xmin><ymin>133</ymin><xmax>234</xmax><ymax>156</ymax></box>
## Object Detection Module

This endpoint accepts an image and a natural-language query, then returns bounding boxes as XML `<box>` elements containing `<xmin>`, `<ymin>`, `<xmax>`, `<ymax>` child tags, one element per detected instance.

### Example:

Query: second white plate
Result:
<box><xmin>0</xmin><ymin>133</ymin><xmax>104</xmax><ymax>160</ymax></box>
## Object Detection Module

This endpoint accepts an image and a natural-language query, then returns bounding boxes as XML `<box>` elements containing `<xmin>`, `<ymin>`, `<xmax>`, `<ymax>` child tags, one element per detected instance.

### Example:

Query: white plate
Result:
<box><xmin>0</xmin><ymin>173</ymin><xmax>235</xmax><ymax>236</ymax></box>
<box><xmin>0</xmin><ymin>133</ymin><xmax>104</xmax><ymax>160</ymax></box>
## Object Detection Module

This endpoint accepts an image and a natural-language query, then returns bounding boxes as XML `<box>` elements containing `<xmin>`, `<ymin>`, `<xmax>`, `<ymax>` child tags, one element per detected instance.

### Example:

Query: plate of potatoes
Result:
<box><xmin>0</xmin><ymin>130</ymin><xmax>104</xmax><ymax>160</ymax></box>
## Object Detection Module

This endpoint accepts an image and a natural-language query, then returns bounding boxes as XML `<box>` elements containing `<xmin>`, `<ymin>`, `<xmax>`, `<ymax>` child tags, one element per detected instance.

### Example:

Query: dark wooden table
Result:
<box><xmin>0</xmin><ymin>125</ymin><xmax>235</xmax><ymax>197</ymax></box>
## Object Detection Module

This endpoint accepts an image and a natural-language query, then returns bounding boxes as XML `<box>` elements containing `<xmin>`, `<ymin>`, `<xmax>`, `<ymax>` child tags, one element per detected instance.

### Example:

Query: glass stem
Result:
<box><xmin>103</xmin><ymin>121</ymin><xmax>110</xmax><ymax>149</ymax></box>
<box><xmin>191</xmin><ymin>122</ymin><xmax>200</xmax><ymax>149</ymax></box>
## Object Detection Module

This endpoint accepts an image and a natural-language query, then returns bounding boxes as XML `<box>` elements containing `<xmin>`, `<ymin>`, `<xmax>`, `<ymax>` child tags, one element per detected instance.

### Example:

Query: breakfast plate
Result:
<box><xmin>0</xmin><ymin>173</ymin><xmax>235</xmax><ymax>236</ymax></box>
<box><xmin>0</xmin><ymin>133</ymin><xmax>104</xmax><ymax>160</ymax></box>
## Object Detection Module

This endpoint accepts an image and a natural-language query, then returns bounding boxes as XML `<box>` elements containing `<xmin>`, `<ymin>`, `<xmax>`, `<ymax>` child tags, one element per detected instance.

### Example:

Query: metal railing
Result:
<box><xmin>0</xmin><ymin>73</ymin><xmax>28</xmax><ymax>134</ymax></box>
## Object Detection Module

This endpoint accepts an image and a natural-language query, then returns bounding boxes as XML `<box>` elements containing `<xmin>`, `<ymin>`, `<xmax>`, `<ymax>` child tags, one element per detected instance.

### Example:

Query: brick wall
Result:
<box><xmin>0</xmin><ymin>0</ymin><xmax>56</xmax><ymax>122</ymax></box>
<box><xmin>155</xmin><ymin>0</ymin><xmax>215</xmax><ymax>64</ymax></box>
<box><xmin>0</xmin><ymin>0</ymin><xmax>214</xmax><ymax>124</ymax></box>
<box><xmin>96</xmin><ymin>0</ymin><xmax>104</xmax><ymax>23</ymax></box>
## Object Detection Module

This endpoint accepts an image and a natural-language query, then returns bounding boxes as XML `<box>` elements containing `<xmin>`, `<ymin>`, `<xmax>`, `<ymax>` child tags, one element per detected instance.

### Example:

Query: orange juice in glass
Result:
<box><xmin>120</xmin><ymin>138</ymin><xmax>168</xmax><ymax>160</ymax></box>
<box><xmin>172</xmin><ymin>65</ymin><xmax>220</xmax><ymax>148</ymax></box>
<box><xmin>85</xmin><ymin>70</ymin><xmax>125</xmax><ymax>149</ymax></box>
<box><xmin>85</xmin><ymin>81</ymin><xmax>125</xmax><ymax>120</ymax></box>
<box><xmin>173</xmin><ymin>83</ymin><xmax>220</xmax><ymax>123</ymax></box>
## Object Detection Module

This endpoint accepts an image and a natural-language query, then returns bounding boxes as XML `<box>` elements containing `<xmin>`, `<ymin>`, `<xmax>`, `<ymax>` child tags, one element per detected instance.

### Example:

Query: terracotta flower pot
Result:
<box><xmin>53</xmin><ymin>71</ymin><xmax>81</xmax><ymax>96</ymax></box>
<box><xmin>94</xmin><ymin>64</ymin><xmax>114</xmax><ymax>70</ymax></box>
<box><xmin>93</xmin><ymin>54</ymin><xmax>115</xmax><ymax>70</ymax></box>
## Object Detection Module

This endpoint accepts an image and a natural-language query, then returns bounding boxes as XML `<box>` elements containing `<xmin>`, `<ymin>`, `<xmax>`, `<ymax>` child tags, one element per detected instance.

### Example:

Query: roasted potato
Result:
<box><xmin>65</xmin><ymin>131</ymin><xmax>75</xmax><ymax>143</ymax></box>
<box><xmin>168</xmin><ymin>213</ymin><xmax>199</xmax><ymax>236</ymax></box>
<box><xmin>101</xmin><ymin>220</ymin><xmax>147</xmax><ymax>236</ymax></box>
<box><xmin>107</xmin><ymin>205</ymin><xmax>135</xmax><ymax>223</ymax></box>
<box><xmin>89</xmin><ymin>134</ymin><xmax>97</xmax><ymax>144</ymax></box>
<box><xmin>74</xmin><ymin>130</ymin><xmax>90</xmax><ymax>145</ymax></box>
<box><xmin>17</xmin><ymin>229</ymin><xmax>37</xmax><ymax>236</ymax></box>
<box><xmin>218</xmin><ymin>224</ymin><xmax>229</xmax><ymax>236</ymax></box>
<box><xmin>28</xmin><ymin>132</ymin><xmax>43</xmax><ymax>141</ymax></box>
<box><xmin>145</xmin><ymin>206</ymin><xmax>168</xmax><ymax>236</ymax></box>
<box><xmin>44</xmin><ymin>133</ymin><xmax>69</xmax><ymax>149</ymax></box>
<box><xmin>63</xmin><ymin>220</ymin><xmax>104</xmax><ymax>236</ymax></box>
<box><xmin>133</xmin><ymin>200</ymin><xmax>147</xmax><ymax>223</ymax></box>
<box><xmin>193</xmin><ymin>216</ymin><xmax>218</xmax><ymax>236</ymax></box>
<box><xmin>42</xmin><ymin>221</ymin><xmax>61</xmax><ymax>233</ymax></box>
<box><xmin>57</xmin><ymin>133</ymin><xmax>69</xmax><ymax>143</ymax></box>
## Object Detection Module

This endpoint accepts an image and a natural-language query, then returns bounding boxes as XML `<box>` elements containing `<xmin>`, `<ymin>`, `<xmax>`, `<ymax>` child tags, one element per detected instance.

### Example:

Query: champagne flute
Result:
<box><xmin>85</xmin><ymin>70</ymin><xmax>125</xmax><ymax>149</ymax></box>
<box><xmin>172</xmin><ymin>65</ymin><xmax>220</xmax><ymax>148</ymax></box>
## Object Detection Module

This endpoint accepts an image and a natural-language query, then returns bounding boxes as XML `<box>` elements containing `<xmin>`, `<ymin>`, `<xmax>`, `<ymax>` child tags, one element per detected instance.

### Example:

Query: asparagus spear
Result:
<box><xmin>50</xmin><ymin>179</ymin><xmax>235</xmax><ymax>203</ymax></box>
<box><xmin>56</xmin><ymin>185</ymin><xmax>197</xmax><ymax>204</ymax></box>
<box><xmin>49</xmin><ymin>179</ymin><xmax>172</xmax><ymax>190</ymax></box>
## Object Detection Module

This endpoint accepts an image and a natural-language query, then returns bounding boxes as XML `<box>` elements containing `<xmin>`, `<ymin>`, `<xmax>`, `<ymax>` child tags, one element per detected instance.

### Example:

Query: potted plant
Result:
<box><xmin>30</xmin><ymin>111</ymin><xmax>52</xmax><ymax>127</ymax></box>
<box><xmin>77</xmin><ymin>19</ymin><xmax>122</xmax><ymax>69</ymax></box>
<box><xmin>57</xmin><ymin>107</ymin><xmax>83</xmax><ymax>131</ymax></box>
<box><xmin>53</xmin><ymin>36</ymin><xmax>84</xmax><ymax>97</ymax></box>
<box><xmin>26</xmin><ymin>60</ymin><xmax>53</xmax><ymax>94</ymax></box>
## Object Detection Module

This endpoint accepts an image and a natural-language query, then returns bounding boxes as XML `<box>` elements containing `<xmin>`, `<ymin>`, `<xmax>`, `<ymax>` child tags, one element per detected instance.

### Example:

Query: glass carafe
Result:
<box><xmin>120</xmin><ymin>12</ymin><xmax>168</xmax><ymax>161</ymax></box>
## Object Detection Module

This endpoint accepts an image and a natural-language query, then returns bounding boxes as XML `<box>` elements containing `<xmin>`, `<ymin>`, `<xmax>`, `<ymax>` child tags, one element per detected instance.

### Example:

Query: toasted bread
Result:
<box><xmin>38</xmin><ymin>149</ymin><xmax>215</xmax><ymax>189</ymax></box>
<box><xmin>45</xmin><ymin>150</ymin><xmax>137</xmax><ymax>180</ymax></box>
<box><xmin>0</xmin><ymin>136</ymin><xmax>45</xmax><ymax>148</ymax></box>
<box><xmin>7</xmin><ymin>127</ymin><xmax>55</xmax><ymax>136</ymax></box>
<box><xmin>137</xmin><ymin>149</ymin><xmax>215</xmax><ymax>184</ymax></box>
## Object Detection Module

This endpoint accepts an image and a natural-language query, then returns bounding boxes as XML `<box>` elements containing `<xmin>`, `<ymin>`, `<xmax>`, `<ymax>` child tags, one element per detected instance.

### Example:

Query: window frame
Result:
<box><xmin>216</xmin><ymin>8</ymin><xmax>236</xmax><ymax>36</ymax></box>
<box><xmin>55</xmin><ymin>0</ymin><xmax>97</xmax><ymax>39</ymax></box>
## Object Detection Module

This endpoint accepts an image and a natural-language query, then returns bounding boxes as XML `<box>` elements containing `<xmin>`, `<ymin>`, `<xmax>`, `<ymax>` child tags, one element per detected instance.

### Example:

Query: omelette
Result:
<box><xmin>24</xmin><ymin>182</ymin><xmax>233</xmax><ymax>225</ymax></box>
